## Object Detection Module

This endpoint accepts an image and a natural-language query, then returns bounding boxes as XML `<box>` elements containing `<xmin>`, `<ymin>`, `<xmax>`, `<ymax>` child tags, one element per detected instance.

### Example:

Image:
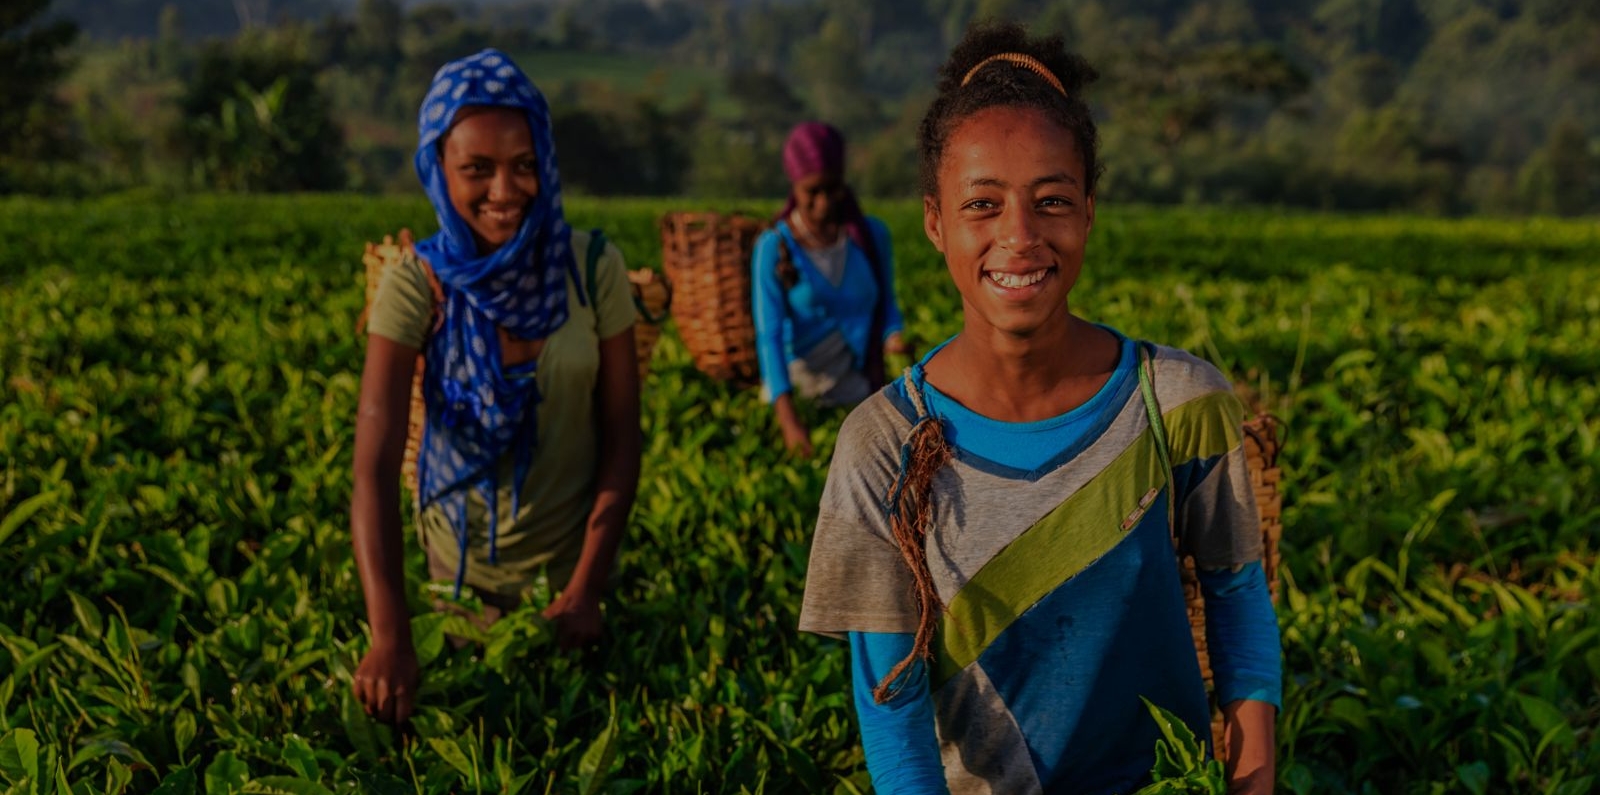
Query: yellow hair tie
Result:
<box><xmin>961</xmin><ymin>52</ymin><xmax>1067</xmax><ymax>97</ymax></box>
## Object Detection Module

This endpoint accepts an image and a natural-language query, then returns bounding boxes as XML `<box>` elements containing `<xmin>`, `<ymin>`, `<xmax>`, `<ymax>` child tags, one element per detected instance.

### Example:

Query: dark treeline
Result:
<box><xmin>5</xmin><ymin>0</ymin><xmax>1598</xmax><ymax>214</ymax></box>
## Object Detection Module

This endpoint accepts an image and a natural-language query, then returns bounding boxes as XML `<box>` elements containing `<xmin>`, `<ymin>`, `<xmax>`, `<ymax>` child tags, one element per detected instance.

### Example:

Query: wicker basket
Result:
<box><xmin>628</xmin><ymin>268</ymin><xmax>672</xmax><ymax>381</ymax></box>
<box><xmin>658</xmin><ymin>211</ymin><xmax>766</xmax><ymax>384</ymax></box>
<box><xmin>1182</xmin><ymin>411</ymin><xmax>1283</xmax><ymax>761</ymax></box>
<box><xmin>361</xmin><ymin>230</ymin><xmax>667</xmax><ymax>496</ymax></box>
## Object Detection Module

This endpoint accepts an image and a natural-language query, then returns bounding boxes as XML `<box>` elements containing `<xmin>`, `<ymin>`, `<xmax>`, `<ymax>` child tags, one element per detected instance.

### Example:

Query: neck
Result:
<box><xmin>789</xmin><ymin>208</ymin><xmax>841</xmax><ymax>247</ymax></box>
<box><xmin>926</xmin><ymin>311</ymin><xmax>1118</xmax><ymax>422</ymax></box>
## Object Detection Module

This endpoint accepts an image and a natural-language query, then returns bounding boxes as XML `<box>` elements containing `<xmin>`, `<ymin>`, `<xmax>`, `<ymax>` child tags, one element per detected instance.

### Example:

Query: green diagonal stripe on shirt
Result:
<box><xmin>933</xmin><ymin>391</ymin><xmax>1245</xmax><ymax>683</ymax></box>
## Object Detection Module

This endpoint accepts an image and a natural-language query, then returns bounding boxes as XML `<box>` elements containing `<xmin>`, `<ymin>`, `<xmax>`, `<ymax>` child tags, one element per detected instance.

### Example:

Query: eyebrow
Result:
<box><xmin>455</xmin><ymin>148</ymin><xmax>538</xmax><ymax>162</ymax></box>
<box><xmin>964</xmin><ymin>172</ymin><xmax>1081</xmax><ymax>190</ymax></box>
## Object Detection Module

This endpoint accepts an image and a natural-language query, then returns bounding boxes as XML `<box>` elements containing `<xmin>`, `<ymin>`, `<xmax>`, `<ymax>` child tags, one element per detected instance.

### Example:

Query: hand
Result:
<box><xmin>353</xmin><ymin>639</ymin><xmax>419</xmax><ymax>726</ymax></box>
<box><xmin>543</xmin><ymin>590</ymin><xmax>604</xmax><ymax>652</ymax></box>
<box><xmin>884</xmin><ymin>332</ymin><xmax>911</xmax><ymax>357</ymax></box>
<box><xmin>780</xmin><ymin>419</ymin><xmax>814</xmax><ymax>458</ymax></box>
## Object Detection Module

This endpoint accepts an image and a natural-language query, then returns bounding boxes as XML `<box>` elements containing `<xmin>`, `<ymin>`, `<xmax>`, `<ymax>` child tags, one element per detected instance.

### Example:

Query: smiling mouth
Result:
<box><xmin>986</xmin><ymin>268</ymin><xmax>1053</xmax><ymax>289</ymax></box>
<box><xmin>481</xmin><ymin>206</ymin><xmax>523</xmax><ymax>225</ymax></box>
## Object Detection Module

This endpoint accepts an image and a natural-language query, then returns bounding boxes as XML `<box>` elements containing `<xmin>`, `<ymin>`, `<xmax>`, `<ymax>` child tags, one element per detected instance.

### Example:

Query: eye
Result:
<box><xmin>516</xmin><ymin>159</ymin><xmax>538</xmax><ymax>174</ymax></box>
<box><xmin>460</xmin><ymin>161</ymin><xmax>490</xmax><ymax>176</ymax></box>
<box><xmin>962</xmin><ymin>198</ymin><xmax>997</xmax><ymax>211</ymax></box>
<box><xmin>1038</xmin><ymin>196</ymin><xmax>1074</xmax><ymax>209</ymax></box>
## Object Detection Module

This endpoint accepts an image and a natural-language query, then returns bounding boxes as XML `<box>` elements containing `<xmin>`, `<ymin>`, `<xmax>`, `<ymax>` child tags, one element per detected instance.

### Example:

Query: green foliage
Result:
<box><xmin>0</xmin><ymin>194</ymin><xmax>1597</xmax><ymax>793</ymax></box>
<box><xmin>172</xmin><ymin>39</ymin><xmax>345</xmax><ymax>192</ymax></box>
<box><xmin>1135</xmin><ymin>698</ymin><xmax>1226</xmax><ymax>795</ymax></box>
<box><xmin>26</xmin><ymin>0</ymin><xmax>1600</xmax><ymax>212</ymax></box>
<box><xmin>0</xmin><ymin>0</ymin><xmax>80</xmax><ymax>193</ymax></box>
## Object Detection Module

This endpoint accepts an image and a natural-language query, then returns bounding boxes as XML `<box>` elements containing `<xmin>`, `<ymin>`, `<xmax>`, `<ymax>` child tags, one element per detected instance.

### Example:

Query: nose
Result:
<box><xmin>812</xmin><ymin>191</ymin><xmax>834</xmax><ymax>217</ymax></box>
<box><xmin>998</xmin><ymin>201</ymin><xmax>1041</xmax><ymax>254</ymax></box>
<box><xmin>488</xmin><ymin>167</ymin><xmax>518</xmax><ymax>202</ymax></box>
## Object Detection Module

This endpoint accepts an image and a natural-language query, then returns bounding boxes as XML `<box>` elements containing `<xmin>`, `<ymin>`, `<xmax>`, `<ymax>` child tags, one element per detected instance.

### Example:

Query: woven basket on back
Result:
<box><xmin>1182</xmin><ymin>411</ymin><xmax>1284</xmax><ymax>761</ymax></box>
<box><xmin>361</xmin><ymin>230</ymin><xmax>668</xmax><ymax>495</ymax></box>
<box><xmin>658</xmin><ymin>211</ymin><xmax>766</xmax><ymax>384</ymax></box>
<box><xmin>627</xmin><ymin>269</ymin><xmax>672</xmax><ymax>380</ymax></box>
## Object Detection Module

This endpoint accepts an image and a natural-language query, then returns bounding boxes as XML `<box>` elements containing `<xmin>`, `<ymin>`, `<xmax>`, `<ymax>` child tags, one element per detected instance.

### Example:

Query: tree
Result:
<box><xmin>352</xmin><ymin>0</ymin><xmax>402</xmax><ymax>69</ymax></box>
<box><xmin>173</xmin><ymin>39</ymin><xmax>346</xmax><ymax>191</ymax></box>
<box><xmin>1517</xmin><ymin>117</ymin><xmax>1593</xmax><ymax>216</ymax></box>
<box><xmin>792</xmin><ymin>16</ymin><xmax>883</xmax><ymax>135</ymax></box>
<box><xmin>0</xmin><ymin>0</ymin><xmax>79</xmax><ymax>190</ymax></box>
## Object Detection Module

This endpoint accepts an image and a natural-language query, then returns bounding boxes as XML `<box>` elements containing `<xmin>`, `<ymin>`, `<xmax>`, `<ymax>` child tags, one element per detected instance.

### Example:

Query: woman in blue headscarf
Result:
<box><xmin>350</xmin><ymin>49</ymin><xmax>641</xmax><ymax>724</ymax></box>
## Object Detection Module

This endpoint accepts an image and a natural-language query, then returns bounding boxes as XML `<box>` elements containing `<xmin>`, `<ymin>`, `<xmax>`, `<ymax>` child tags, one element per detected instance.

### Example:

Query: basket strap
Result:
<box><xmin>582</xmin><ymin>228</ymin><xmax>606</xmax><ymax>310</ymax></box>
<box><xmin>632</xmin><ymin>274</ymin><xmax>672</xmax><ymax>325</ymax></box>
<box><xmin>1137</xmin><ymin>343</ymin><xmax>1178</xmax><ymax>548</ymax></box>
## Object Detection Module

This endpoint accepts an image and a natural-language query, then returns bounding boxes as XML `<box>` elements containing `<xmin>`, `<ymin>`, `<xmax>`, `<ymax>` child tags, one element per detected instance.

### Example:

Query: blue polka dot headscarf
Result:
<box><xmin>412</xmin><ymin>48</ymin><xmax>585</xmax><ymax>598</ymax></box>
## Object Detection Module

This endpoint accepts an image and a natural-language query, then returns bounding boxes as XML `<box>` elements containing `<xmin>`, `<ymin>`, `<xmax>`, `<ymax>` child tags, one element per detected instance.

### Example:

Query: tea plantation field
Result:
<box><xmin>1</xmin><ymin>194</ymin><xmax>1596</xmax><ymax>793</ymax></box>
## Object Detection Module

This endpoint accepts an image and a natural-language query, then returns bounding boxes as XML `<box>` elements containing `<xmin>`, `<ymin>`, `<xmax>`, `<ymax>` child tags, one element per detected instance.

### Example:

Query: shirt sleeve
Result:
<box><xmin>1198</xmin><ymin>561</ymin><xmax>1282</xmax><ymax>709</ymax></box>
<box><xmin>851</xmin><ymin>632</ymin><xmax>950</xmax><ymax>795</ymax></box>
<box><xmin>751</xmin><ymin>229</ymin><xmax>793</xmax><ymax>402</ymax></box>
<box><xmin>798</xmin><ymin>399</ymin><xmax>919</xmax><ymax>636</ymax></box>
<box><xmin>366</xmin><ymin>251</ymin><xmax>434</xmax><ymax>350</ymax></box>
<box><xmin>592</xmin><ymin>239</ymin><xmax>636</xmax><ymax>341</ymax></box>
<box><xmin>1164</xmin><ymin>363</ymin><xmax>1263</xmax><ymax>570</ymax></box>
<box><xmin>868</xmin><ymin>217</ymin><xmax>905</xmax><ymax>339</ymax></box>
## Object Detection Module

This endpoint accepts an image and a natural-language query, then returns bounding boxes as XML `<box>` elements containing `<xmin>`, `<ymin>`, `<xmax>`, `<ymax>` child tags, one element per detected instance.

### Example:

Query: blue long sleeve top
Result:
<box><xmin>851</xmin><ymin>334</ymin><xmax>1282</xmax><ymax>794</ymax></box>
<box><xmin>751</xmin><ymin>217</ymin><xmax>904</xmax><ymax>402</ymax></box>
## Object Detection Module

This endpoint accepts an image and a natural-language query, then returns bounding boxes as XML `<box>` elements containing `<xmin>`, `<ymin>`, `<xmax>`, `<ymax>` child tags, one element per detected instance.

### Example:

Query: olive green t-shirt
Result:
<box><xmin>366</xmin><ymin>230</ymin><xmax>635</xmax><ymax>598</ymax></box>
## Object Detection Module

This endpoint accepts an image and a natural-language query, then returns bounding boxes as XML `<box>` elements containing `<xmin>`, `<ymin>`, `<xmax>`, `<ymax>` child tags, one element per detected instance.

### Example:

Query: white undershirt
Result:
<box><xmin>802</xmin><ymin>234</ymin><xmax>849</xmax><ymax>288</ymax></box>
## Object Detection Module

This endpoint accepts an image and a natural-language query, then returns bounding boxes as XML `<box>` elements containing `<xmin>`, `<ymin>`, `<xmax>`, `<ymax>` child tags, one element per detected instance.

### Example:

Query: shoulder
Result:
<box><xmin>755</xmin><ymin>223</ymin><xmax>789</xmax><ymax>249</ymax></box>
<box><xmin>379</xmin><ymin>246</ymin><xmax>436</xmax><ymax>304</ymax></box>
<box><xmin>570</xmin><ymin>228</ymin><xmax>618</xmax><ymax>262</ymax></box>
<box><xmin>1145</xmin><ymin>342</ymin><xmax>1234</xmax><ymax>408</ymax></box>
<box><xmin>832</xmin><ymin>388</ymin><xmax>915</xmax><ymax>479</ymax></box>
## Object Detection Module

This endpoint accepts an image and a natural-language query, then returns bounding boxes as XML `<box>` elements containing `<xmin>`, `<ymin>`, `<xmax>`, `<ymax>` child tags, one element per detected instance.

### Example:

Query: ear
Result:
<box><xmin>922</xmin><ymin>194</ymin><xmax>945</xmax><ymax>254</ymax></box>
<box><xmin>1085</xmin><ymin>193</ymin><xmax>1095</xmax><ymax>235</ymax></box>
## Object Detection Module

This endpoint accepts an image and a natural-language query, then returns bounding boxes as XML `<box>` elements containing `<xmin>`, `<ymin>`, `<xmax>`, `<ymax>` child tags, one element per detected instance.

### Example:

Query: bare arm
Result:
<box><xmin>1223</xmin><ymin>699</ymin><xmax>1276</xmax><ymax>794</ymax></box>
<box><xmin>350</xmin><ymin>333</ymin><xmax>420</xmax><ymax>723</ymax></box>
<box><xmin>544</xmin><ymin>326</ymin><xmax>641</xmax><ymax>649</ymax></box>
<box><xmin>773</xmin><ymin>392</ymin><xmax>813</xmax><ymax>456</ymax></box>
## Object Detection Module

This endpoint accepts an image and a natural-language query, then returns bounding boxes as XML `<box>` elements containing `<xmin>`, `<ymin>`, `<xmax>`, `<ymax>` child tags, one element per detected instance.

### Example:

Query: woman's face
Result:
<box><xmin>791</xmin><ymin>170</ymin><xmax>847</xmax><ymax>229</ymax></box>
<box><xmin>923</xmin><ymin>105</ymin><xmax>1094</xmax><ymax>340</ymax></box>
<box><xmin>440</xmin><ymin>106</ymin><xmax>540</xmax><ymax>254</ymax></box>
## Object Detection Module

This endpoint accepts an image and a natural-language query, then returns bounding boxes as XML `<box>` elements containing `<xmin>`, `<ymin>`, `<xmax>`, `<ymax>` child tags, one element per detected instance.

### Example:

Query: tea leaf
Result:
<box><xmin>150</xmin><ymin>766</ymin><xmax>197</xmax><ymax>795</ymax></box>
<box><xmin>241</xmin><ymin>778</ymin><xmax>334</xmax><ymax>795</ymax></box>
<box><xmin>203</xmin><ymin>752</ymin><xmax>249</xmax><ymax>795</ymax></box>
<box><xmin>577</xmin><ymin>694</ymin><xmax>621</xmax><ymax>795</ymax></box>
<box><xmin>0</xmin><ymin>491</ymin><xmax>63</xmax><ymax>547</ymax></box>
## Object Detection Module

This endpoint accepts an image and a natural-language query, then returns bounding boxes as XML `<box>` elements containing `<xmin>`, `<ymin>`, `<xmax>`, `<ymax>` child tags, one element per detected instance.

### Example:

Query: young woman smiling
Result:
<box><xmin>350</xmin><ymin>49</ymin><xmax>640</xmax><ymax>725</ymax></box>
<box><xmin>799</xmin><ymin>24</ymin><xmax>1281</xmax><ymax>795</ymax></box>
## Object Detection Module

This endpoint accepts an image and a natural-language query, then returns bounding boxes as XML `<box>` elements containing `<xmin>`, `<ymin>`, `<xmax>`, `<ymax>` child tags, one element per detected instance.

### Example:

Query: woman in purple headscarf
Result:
<box><xmin>350</xmin><ymin>49</ymin><xmax>641</xmax><ymax>725</ymax></box>
<box><xmin>752</xmin><ymin>122</ymin><xmax>909</xmax><ymax>456</ymax></box>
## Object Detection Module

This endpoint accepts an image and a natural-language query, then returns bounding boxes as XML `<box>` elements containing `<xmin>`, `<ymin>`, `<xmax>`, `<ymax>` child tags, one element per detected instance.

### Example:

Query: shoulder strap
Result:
<box><xmin>584</xmin><ymin>228</ymin><xmax>607</xmax><ymax>306</ymax></box>
<box><xmin>1137</xmin><ymin>343</ymin><xmax>1178</xmax><ymax>547</ymax></box>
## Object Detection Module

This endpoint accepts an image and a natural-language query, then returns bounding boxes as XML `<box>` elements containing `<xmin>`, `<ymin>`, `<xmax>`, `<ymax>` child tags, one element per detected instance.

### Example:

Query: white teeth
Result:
<box><xmin>988</xmin><ymin>269</ymin><xmax>1048</xmax><ymax>289</ymax></box>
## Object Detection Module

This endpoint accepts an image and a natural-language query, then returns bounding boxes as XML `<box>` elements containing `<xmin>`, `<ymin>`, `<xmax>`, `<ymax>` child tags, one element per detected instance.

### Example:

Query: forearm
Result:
<box><xmin>350</xmin><ymin>471</ymin><xmax>412</xmax><ymax>647</ymax></box>
<box><xmin>851</xmin><ymin>632</ymin><xmax>949</xmax><ymax>795</ymax></box>
<box><xmin>773</xmin><ymin>393</ymin><xmax>804</xmax><ymax>429</ymax></box>
<box><xmin>1222</xmin><ymin>699</ymin><xmax>1275</xmax><ymax>793</ymax></box>
<box><xmin>565</xmin><ymin>423</ymin><xmax>639</xmax><ymax>600</ymax></box>
<box><xmin>352</xmin><ymin>334</ymin><xmax>421</xmax><ymax>647</ymax></box>
<box><xmin>1198</xmin><ymin>562</ymin><xmax>1281</xmax><ymax>793</ymax></box>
